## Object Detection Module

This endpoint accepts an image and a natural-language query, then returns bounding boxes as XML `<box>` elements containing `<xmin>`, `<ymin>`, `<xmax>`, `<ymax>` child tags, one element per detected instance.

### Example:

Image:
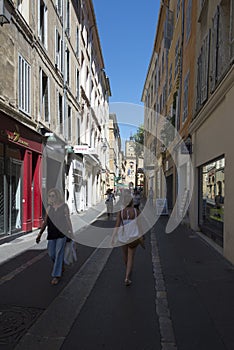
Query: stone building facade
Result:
<box><xmin>0</xmin><ymin>0</ymin><xmax>111</xmax><ymax>235</ymax></box>
<box><xmin>142</xmin><ymin>0</ymin><xmax>234</xmax><ymax>263</ymax></box>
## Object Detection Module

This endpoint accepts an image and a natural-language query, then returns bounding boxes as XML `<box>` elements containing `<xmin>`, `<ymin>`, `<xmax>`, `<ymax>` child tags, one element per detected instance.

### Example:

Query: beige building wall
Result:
<box><xmin>190</xmin><ymin>66</ymin><xmax>234</xmax><ymax>263</ymax></box>
<box><xmin>189</xmin><ymin>0</ymin><xmax>234</xmax><ymax>263</ymax></box>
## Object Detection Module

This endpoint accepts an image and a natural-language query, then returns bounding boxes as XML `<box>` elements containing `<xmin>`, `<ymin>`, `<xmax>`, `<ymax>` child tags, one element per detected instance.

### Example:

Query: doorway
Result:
<box><xmin>9</xmin><ymin>159</ymin><xmax>22</xmax><ymax>233</ymax></box>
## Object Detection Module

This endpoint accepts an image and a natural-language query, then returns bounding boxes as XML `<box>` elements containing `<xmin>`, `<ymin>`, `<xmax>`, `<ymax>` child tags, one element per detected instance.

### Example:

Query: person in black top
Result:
<box><xmin>36</xmin><ymin>188</ymin><xmax>73</xmax><ymax>285</ymax></box>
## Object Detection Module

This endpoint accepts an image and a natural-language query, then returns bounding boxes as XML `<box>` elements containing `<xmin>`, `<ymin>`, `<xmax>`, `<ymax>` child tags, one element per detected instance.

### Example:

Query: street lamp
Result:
<box><xmin>102</xmin><ymin>142</ymin><xmax>107</xmax><ymax>153</ymax></box>
<box><xmin>0</xmin><ymin>0</ymin><xmax>11</xmax><ymax>26</ymax></box>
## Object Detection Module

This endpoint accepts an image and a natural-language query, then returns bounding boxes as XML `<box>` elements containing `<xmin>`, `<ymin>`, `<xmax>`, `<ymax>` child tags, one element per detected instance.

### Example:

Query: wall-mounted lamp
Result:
<box><xmin>102</xmin><ymin>142</ymin><xmax>107</xmax><ymax>152</ymax></box>
<box><xmin>101</xmin><ymin>137</ymin><xmax>107</xmax><ymax>152</ymax></box>
<box><xmin>0</xmin><ymin>0</ymin><xmax>11</xmax><ymax>26</ymax></box>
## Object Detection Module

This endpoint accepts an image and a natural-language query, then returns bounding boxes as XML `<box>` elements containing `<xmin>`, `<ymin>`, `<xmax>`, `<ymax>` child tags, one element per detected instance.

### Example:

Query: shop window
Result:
<box><xmin>200</xmin><ymin>157</ymin><xmax>225</xmax><ymax>246</ymax></box>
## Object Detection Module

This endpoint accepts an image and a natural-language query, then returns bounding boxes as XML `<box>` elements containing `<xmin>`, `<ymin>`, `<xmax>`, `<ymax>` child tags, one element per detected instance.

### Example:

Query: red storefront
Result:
<box><xmin>0</xmin><ymin>113</ymin><xmax>43</xmax><ymax>235</ymax></box>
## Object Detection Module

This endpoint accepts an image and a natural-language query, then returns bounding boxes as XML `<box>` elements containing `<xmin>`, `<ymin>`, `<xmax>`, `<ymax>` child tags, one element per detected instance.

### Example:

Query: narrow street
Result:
<box><xmin>0</xmin><ymin>203</ymin><xmax>234</xmax><ymax>350</ymax></box>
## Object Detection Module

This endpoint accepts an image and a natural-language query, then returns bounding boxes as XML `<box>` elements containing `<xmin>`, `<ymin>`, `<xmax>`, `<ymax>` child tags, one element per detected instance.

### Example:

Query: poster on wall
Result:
<box><xmin>156</xmin><ymin>198</ymin><xmax>168</xmax><ymax>215</ymax></box>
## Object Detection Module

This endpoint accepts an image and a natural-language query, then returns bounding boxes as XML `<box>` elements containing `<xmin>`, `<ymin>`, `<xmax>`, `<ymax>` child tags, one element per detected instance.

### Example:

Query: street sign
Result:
<box><xmin>156</xmin><ymin>198</ymin><xmax>168</xmax><ymax>215</ymax></box>
<box><xmin>73</xmin><ymin>145</ymin><xmax>96</xmax><ymax>154</ymax></box>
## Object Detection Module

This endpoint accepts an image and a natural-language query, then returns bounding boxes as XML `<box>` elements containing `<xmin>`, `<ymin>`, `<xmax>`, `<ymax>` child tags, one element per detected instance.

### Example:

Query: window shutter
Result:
<box><xmin>38</xmin><ymin>0</ymin><xmax>41</xmax><ymax>40</ymax></box>
<box><xmin>196</xmin><ymin>53</ymin><xmax>202</xmax><ymax>111</ymax></box>
<box><xmin>57</xmin><ymin>89</ymin><xmax>59</xmax><ymax>126</ymax></box>
<box><xmin>230</xmin><ymin>0</ymin><xmax>234</xmax><ymax>62</ymax></box>
<box><xmin>211</xmin><ymin>7</ymin><xmax>219</xmax><ymax>92</ymax></box>
<box><xmin>55</xmin><ymin>29</ymin><xmax>59</xmax><ymax>67</ymax></box>
<box><xmin>201</xmin><ymin>31</ymin><xmax>210</xmax><ymax>104</ymax></box>
<box><xmin>39</xmin><ymin>67</ymin><xmax>42</xmax><ymax>119</ymax></box>
<box><xmin>44</xmin><ymin>6</ymin><xmax>48</xmax><ymax>49</ymax></box>
<box><xmin>61</xmin><ymin>38</ymin><xmax>63</xmax><ymax>72</ymax></box>
<box><xmin>44</xmin><ymin>76</ymin><xmax>49</xmax><ymax>122</ymax></box>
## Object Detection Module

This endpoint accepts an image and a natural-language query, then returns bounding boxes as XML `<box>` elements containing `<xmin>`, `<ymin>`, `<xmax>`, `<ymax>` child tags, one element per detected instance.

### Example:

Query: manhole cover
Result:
<box><xmin>0</xmin><ymin>304</ymin><xmax>43</xmax><ymax>348</ymax></box>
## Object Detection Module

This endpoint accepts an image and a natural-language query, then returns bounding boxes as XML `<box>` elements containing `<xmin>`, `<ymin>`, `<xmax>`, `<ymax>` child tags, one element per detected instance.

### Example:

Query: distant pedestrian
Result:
<box><xmin>149</xmin><ymin>187</ymin><xmax>154</xmax><ymax>206</ymax></box>
<box><xmin>105</xmin><ymin>189</ymin><xmax>115</xmax><ymax>218</ymax></box>
<box><xmin>111</xmin><ymin>189</ymin><xmax>144</xmax><ymax>286</ymax></box>
<box><xmin>132</xmin><ymin>188</ymin><xmax>141</xmax><ymax>210</ymax></box>
<box><xmin>36</xmin><ymin>188</ymin><xmax>73</xmax><ymax>285</ymax></box>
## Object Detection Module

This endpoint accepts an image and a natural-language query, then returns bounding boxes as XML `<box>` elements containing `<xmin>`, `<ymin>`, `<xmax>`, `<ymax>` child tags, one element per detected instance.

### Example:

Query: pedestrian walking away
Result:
<box><xmin>111</xmin><ymin>189</ymin><xmax>144</xmax><ymax>286</ymax></box>
<box><xmin>105</xmin><ymin>188</ymin><xmax>115</xmax><ymax>218</ymax></box>
<box><xmin>36</xmin><ymin>188</ymin><xmax>73</xmax><ymax>285</ymax></box>
<box><xmin>132</xmin><ymin>188</ymin><xmax>141</xmax><ymax>210</ymax></box>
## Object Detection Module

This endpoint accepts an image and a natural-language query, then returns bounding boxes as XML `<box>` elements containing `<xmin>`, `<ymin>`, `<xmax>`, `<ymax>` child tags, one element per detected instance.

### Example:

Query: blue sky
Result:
<box><xmin>92</xmin><ymin>0</ymin><xmax>160</xmax><ymax>145</ymax></box>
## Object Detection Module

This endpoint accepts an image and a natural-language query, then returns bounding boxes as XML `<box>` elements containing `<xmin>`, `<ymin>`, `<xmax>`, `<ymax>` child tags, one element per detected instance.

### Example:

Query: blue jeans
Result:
<box><xmin>47</xmin><ymin>237</ymin><xmax>66</xmax><ymax>277</ymax></box>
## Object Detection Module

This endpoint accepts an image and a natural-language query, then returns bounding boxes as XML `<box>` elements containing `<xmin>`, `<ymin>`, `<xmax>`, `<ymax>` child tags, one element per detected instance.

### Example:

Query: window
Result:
<box><xmin>200</xmin><ymin>157</ymin><xmax>225</xmax><ymax>247</ymax></box>
<box><xmin>76</xmin><ymin>68</ymin><xmax>80</xmax><ymax>100</ymax></box>
<box><xmin>186</xmin><ymin>0</ymin><xmax>192</xmax><ymax>42</ymax></box>
<box><xmin>38</xmin><ymin>0</ymin><xmax>48</xmax><ymax>49</ymax></box>
<box><xmin>196</xmin><ymin>31</ymin><xmax>210</xmax><ymax>110</ymax></box>
<box><xmin>55</xmin><ymin>28</ymin><xmax>63</xmax><ymax>71</ymax></box>
<box><xmin>176</xmin><ymin>0</ymin><xmax>180</xmax><ymax>20</ymax></box>
<box><xmin>76</xmin><ymin>26</ymin><xmax>79</xmax><ymax>56</ymax></box>
<box><xmin>56</xmin><ymin>0</ymin><xmax>63</xmax><ymax>18</ymax></box>
<box><xmin>67</xmin><ymin>105</ymin><xmax>72</xmax><ymax>141</ymax></box>
<box><xmin>201</xmin><ymin>33</ymin><xmax>210</xmax><ymax>103</ymax></box>
<box><xmin>18</xmin><ymin>54</ymin><xmax>31</xmax><ymax>115</ymax></box>
<box><xmin>17</xmin><ymin>0</ymin><xmax>30</xmax><ymax>23</ymax></box>
<box><xmin>57</xmin><ymin>92</ymin><xmax>63</xmax><ymax>135</ymax></box>
<box><xmin>39</xmin><ymin>68</ymin><xmax>50</xmax><ymax>122</ymax></box>
<box><xmin>175</xmin><ymin>39</ymin><xmax>180</xmax><ymax>77</ymax></box>
<box><xmin>65</xmin><ymin>0</ymin><xmax>70</xmax><ymax>37</ymax></box>
<box><xmin>211</xmin><ymin>3</ymin><xmax>230</xmax><ymax>91</ymax></box>
<box><xmin>168</xmin><ymin>64</ymin><xmax>172</xmax><ymax>95</ymax></box>
<box><xmin>182</xmin><ymin>71</ymin><xmax>189</xmax><ymax>122</ymax></box>
<box><xmin>65</xmin><ymin>47</ymin><xmax>70</xmax><ymax>85</ymax></box>
<box><xmin>77</xmin><ymin>116</ymin><xmax>81</xmax><ymax>144</ymax></box>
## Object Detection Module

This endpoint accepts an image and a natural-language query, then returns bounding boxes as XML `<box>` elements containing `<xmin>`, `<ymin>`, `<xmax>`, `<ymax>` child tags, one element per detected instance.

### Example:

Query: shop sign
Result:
<box><xmin>73</xmin><ymin>145</ymin><xmax>96</xmax><ymax>154</ymax></box>
<box><xmin>0</xmin><ymin>116</ymin><xmax>42</xmax><ymax>153</ymax></box>
<box><xmin>156</xmin><ymin>198</ymin><xmax>168</xmax><ymax>215</ymax></box>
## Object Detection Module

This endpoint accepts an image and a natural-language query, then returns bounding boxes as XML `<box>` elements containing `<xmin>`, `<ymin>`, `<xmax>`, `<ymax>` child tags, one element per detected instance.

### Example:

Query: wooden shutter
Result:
<box><xmin>201</xmin><ymin>31</ymin><xmax>210</xmax><ymax>104</ymax></box>
<box><xmin>210</xmin><ymin>7</ymin><xmax>219</xmax><ymax>92</ymax></box>
<box><xmin>231</xmin><ymin>0</ymin><xmax>234</xmax><ymax>62</ymax></box>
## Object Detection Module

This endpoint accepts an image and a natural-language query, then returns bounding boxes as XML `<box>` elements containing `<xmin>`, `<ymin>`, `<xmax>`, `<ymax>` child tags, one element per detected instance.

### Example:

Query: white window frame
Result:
<box><xmin>39</xmin><ymin>68</ymin><xmax>50</xmax><ymax>123</ymax></box>
<box><xmin>18</xmin><ymin>54</ymin><xmax>31</xmax><ymax>115</ymax></box>
<box><xmin>65</xmin><ymin>0</ymin><xmax>70</xmax><ymax>37</ymax></box>
<box><xmin>55</xmin><ymin>28</ymin><xmax>63</xmax><ymax>72</ymax></box>
<box><xmin>38</xmin><ymin>0</ymin><xmax>48</xmax><ymax>49</ymax></box>
<box><xmin>56</xmin><ymin>0</ymin><xmax>63</xmax><ymax>18</ymax></box>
